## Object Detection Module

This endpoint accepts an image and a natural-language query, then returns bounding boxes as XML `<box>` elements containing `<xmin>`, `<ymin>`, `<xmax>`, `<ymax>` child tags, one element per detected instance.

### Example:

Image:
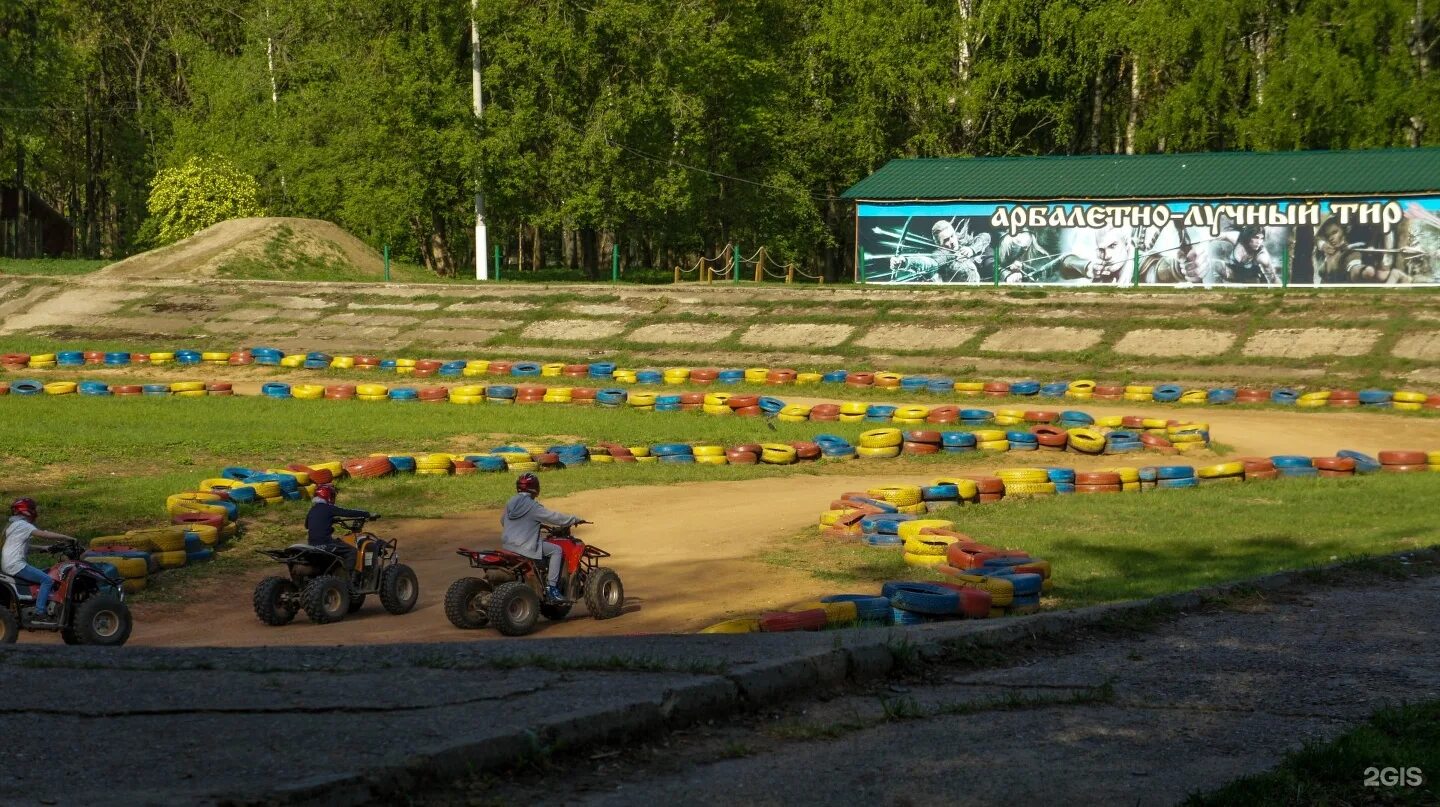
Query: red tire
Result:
<box><xmin>1378</xmin><ymin>450</ymin><xmax>1427</xmax><ymax>465</ymax></box>
<box><xmin>758</xmin><ymin>609</ymin><xmax>827</xmax><ymax>632</ymax></box>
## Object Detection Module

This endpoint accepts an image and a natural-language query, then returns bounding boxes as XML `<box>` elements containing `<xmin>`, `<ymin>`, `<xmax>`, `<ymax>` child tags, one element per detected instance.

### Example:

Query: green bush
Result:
<box><xmin>143</xmin><ymin>156</ymin><xmax>266</xmax><ymax>246</ymax></box>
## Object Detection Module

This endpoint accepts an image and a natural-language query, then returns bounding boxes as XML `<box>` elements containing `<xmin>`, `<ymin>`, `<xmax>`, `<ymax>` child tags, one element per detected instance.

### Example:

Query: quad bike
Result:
<box><xmin>445</xmin><ymin>522</ymin><xmax>624</xmax><ymax>636</ymax></box>
<box><xmin>0</xmin><ymin>537</ymin><xmax>134</xmax><ymax>646</ymax></box>
<box><xmin>252</xmin><ymin>515</ymin><xmax>418</xmax><ymax>625</ymax></box>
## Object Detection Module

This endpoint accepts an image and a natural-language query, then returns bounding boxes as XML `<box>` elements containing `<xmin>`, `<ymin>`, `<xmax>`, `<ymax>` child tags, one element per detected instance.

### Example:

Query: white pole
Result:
<box><xmin>471</xmin><ymin>0</ymin><xmax>488</xmax><ymax>280</ymax></box>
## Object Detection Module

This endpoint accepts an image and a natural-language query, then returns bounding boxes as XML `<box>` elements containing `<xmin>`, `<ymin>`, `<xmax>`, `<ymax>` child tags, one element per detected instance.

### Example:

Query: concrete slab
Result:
<box><xmin>854</xmin><ymin>324</ymin><xmax>979</xmax><ymax>351</ymax></box>
<box><xmin>1242</xmin><ymin>328</ymin><xmax>1381</xmax><ymax>358</ymax></box>
<box><xmin>738</xmin><ymin>323</ymin><xmax>854</xmax><ymax>348</ymax></box>
<box><xmin>626</xmin><ymin>323</ymin><xmax>736</xmax><ymax>344</ymax></box>
<box><xmin>1113</xmin><ymin>328</ymin><xmax>1236</xmax><ymax>357</ymax></box>
<box><xmin>979</xmin><ymin>326</ymin><xmax>1104</xmax><ymax>353</ymax></box>
<box><xmin>521</xmin><ymin>319</ymin><xmax>626</xmax><ymax>341</ymax></box>
<box><xmin>1392</xmin><ymin>331</ymin><xmax>1440</xmax><ymax>361</ymax></box>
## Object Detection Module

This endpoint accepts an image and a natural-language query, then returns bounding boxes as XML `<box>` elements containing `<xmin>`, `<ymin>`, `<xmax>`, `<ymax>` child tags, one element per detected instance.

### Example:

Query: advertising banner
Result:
<box><xmin>856</xmin><ymin>197</ymin><xmax>1440</xmax><ymax>286</ymax></box>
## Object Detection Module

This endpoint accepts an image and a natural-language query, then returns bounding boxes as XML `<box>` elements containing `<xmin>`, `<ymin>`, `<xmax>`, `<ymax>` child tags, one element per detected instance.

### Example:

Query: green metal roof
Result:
<box><xmin>842</xmin><ymin>148</ymin><xmax>1440</xmax><ymax>201</ymax></box>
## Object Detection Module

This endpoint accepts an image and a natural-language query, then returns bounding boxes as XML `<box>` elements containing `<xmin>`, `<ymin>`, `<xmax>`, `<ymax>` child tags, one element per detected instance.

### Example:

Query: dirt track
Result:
<box><xmin>86</xmin><ymin>401</ymin><xmax>1440</xmax><ymax>648</ymax></box>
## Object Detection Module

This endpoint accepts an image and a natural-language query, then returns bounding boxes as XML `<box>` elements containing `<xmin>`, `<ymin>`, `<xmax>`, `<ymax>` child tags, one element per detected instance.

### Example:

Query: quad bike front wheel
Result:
<box><xmin>585</xmin><ymin>567</ymin><xmax>625</xmax><ymax>620</ymax></box>
<box><xmin>0</xmin><ymin>606</ymin><xmax>17</xmax><ymax>644</ymax></box>
<box><xmin>487</xmin><ymin>581</ymin><xmax>541</xmax><ymax>636</ymax></box>
<box><xmin>253</xmin><ymin>576</ymin><xmax>300</xmax><ymax>626</ymax></box>
<box><xmin>301</xmin><ymin>575</ymin><xmax>351</xmax><ymax>624</ymax></box>
<box><xmin>444</xmin><ymin>577</ymin><xmax>492</xmax><ymax>629</ymax></box>
<box><xmin>74</xmin><ymin>596</ymin><xmax>133</xmax><ymax>646</ymax></box>
<box><xmin>380</xmin><ymin>564</ymin><xmax>419</xmax><ymax>615</ymax></box>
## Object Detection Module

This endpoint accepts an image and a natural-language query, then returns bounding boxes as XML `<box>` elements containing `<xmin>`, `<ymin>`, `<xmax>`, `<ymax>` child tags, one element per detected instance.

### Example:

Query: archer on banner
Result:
<box><xmin>857</xmin><ymin>197</ymin><xmax>1440</xmax><ymax>287</ymax></box>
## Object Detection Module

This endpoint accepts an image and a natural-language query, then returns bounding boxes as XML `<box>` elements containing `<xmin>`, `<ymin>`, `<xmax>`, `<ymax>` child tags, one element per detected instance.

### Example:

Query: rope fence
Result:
<box><xmin>674</xmin><ymin>244</ymin><xmax>825</xmax><ymax>285</ymax></box>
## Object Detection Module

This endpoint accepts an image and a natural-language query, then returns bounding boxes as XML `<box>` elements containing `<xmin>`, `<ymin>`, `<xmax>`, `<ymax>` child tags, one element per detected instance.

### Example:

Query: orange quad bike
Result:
<box><xmin>445</xmin><ymin>522</ymin><xmax>624</xmax><ymax>636</ymax></box>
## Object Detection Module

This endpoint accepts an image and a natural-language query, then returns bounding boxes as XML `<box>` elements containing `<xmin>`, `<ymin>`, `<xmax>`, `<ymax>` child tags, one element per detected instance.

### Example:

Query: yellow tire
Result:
<box><xmin>858</xmin><ymin>428</ymin><xmax>902</xmax><ymax>448</ymax></box>
<box><xmin>744</xmin><ymin>368</ymin><xmax>769</xmax><ymax>383</ymax></box>
<box><xmin>541</xmin><ymin>363</ymin><xmax>565</xmax><ymax>377</ymax></box>
<box><xmin>1068</xmin><ymin>379</ymin><xmax>1096</xmax><ymax>393</ymax></box>
<box><xmin>84</xmin><ymin>555</ymin><xmax>149</xmax><ymax>578</ymax></box>
<box><xmin>1394</xmin><ymin>402</ymin><xmax>1423</xmax><ymax>411</ymax></box>
<box><xmin>634</xmin><ymin>456</ymin><xmax>657</xmax><ymax>464</ymax></box>
<box><xmin>1003</xmin><ymin>481</ymin><xmax>1056</xmax><ymax>495</ymax></box>
<box><xmin>149</xmin><ymin>352</ymin><xmax>175</xmax><ymax>364</ymax></box>
<box><xmin>932</xmin><ymin>477</ymin><xmax>980</xmax><ymax>500</ymax></box>
<box><xmin>954</xmin><ymin>382</ymin><xmax>984</xmax><ymax>393</ymax></box>
<box><xmin>692</xmin><ymin>445</ymin><xmax>724</xmax><ymax>457</ymax></box>
<box><xmin>897</xmin><ymin>519</ymin><xmax>955</xmax><ymax>542</ymax></box>
<box><xmin>170</xmin><ymin>381</ymin><xmax>206</xmax><ymax>393</ymax></box>
<box><xmin>292</xmin><ymin>384</ymin><xmax>324</xmax><ymax>400</ymax></box>
<box><xmin>796</xmin><ymin>372</ymin><xmax>822</xmax><ymax>385</ymax></box>
<box><xmin>780</xmin><ymin>404</ymin><xmax>812</xmax><ymax>419</ymax></box>
<box><xmin>838</xmin><ymin>414</ymin><xmax>865</xmax><ymax>423</ymax></box>
<box><xmin>628</xmin><ymin>392</ymin><xmax>657</xmax><ymax>407</ymax></box>
<box><xmin>1175</xmin><ymin>441</ymin><xmax>1206</xmax><ymax>454</ymax></box>
<box><xmin>971</xmin><ymin>429</ymin><xmax>1006</xmax><ymax>443</ymax></box>
<box><xmin>950</xmin><ymin>574</ymin><xmax>1014</xmax><ymax>606</ymax></box>
<box><xmin>904</xmin><ymin>552</ymin><xmax>946</xmax><ymax>568</ymax></box>
<box><xmin>839</xmin><ymin>401</ymin><xmax>869</xmax><ymax>416</ymax></box>
<box><xmin>856</xmin><ymin>445</ymin><xmax>901</xmax><ymax>459</ymax></box>
<box><xmin>894</xmin><ymin>405</ymin><xmax>929</xmax><ymax>420</ymax></box>
<box><xmin>1428</xmin><ymin>451</ymin><xmax>1440</xmax><ymax>465</ymax></box>
<box><xmin>695</xmin><ymin>455</ymin><xmax>727</xmax><ymax>466</ymax></box>
<box><xmin>1067</xmin><ymin>428</ymin><xmax>1107</xmax><ymax>454</ymax></box>
<box><xmin>628</xmin><ymin>446</ymin><xmax>651</xmax><ymax>458</ymax></box>
<box><xmin>43</xmin><ymin>382</ymin><xmax>77</xmax><ymax>395</ymax></box>
<box><xmin>356</xmin><ymin>383</ymin><xmax>389</xmax><ymax>397</ymax></box>
<box><xmin>1123</xmin><ymin>393</ymin><xmax>1153</xmax><ymax>402</ymax></box>
<box><xmin>1126</xmin><ymin>385</ymin><xmax>1155</xmax><ymax>394</ymax></box>
<box><xmin>868</xmin><ymin>485</ymin><xmax>922</xmax><ymax>506</ymax></box>
<box><xmin>154</xmin><ymin>550</ymin><xmax>188</xmax><ymax>569</ymax></box>
<box><xmin>760</xmin><ymin>443</ymin><xmax>798</xmax><ymax>464</ymax></box>
<box><xmin>187</xmin><ymin>525</ymin><xmax>221</xmax><ymax>546</ymax></box>
<box><xmin>704</xmin><ymin>393</ymin><xmax>733</xmax><ymax>407</ymax></box>
<box><xmin>200</xmin><ymin>351</ymin><xmax>230</xmax><ymax>362</ymax></box>
<box><xmin>702</xmin><ymin>405</ymin><xmax>732</xmax><ymax>416</ymax></box>
<box><xmin>1095</xmin><ymin>415</ymin><xmax>1124</xmax><ymax>428</ymax></box>
<box><xmin>1197</xmin><ymin>461</ymin><xmax>1245</xmax><ymax>478</ymax></box>
<box><xmin>700</xmin><ymin>617</ymin><xmax>760</xmax><ymax>634</ymax></box>
<box><xmin>1394</xmin><ymin>390</ymin><xmax>1427</xmax><ymax>403</ymax></box>
<box><xmin>992</xmin><ymin>416</ymin><xmax>1024</xmax><ymax>426</ymax></box>
<box><xmin>977</xmin><ymin>440</ymin><xmax>1010</xmax><ymax>452</ymax></box>
<box><xmin>1105</xmin><ymin>467</ymin><xmax>1141</xmax><ymax>484</ymax></box>
<box><xmin>330</xmin><ymin>356</ymin><xmax>355</xmax><ymax>369</ymax></box>
<box><xmin>280</xmin><ymin>355</ymin><xmax>305</xmax><ymax>368</ymax></box>
<box><xmin>874</xmin><ymin>372</ymin><xmax>903</xmax><ymax>386</ymax></box>
<box><xmin>996</xmin><ymin>468</ymin><xmax>1049</xmax><ymax>485</ymax></box>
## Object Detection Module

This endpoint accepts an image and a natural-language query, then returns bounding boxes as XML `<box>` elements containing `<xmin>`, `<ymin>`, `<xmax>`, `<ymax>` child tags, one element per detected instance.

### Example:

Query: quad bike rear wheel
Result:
<box><xmin>74</xmin><ymin>596</ymin><xmax>133</xmax><ymax>646</ymax></box>
<box><xmin>301</xmin><ymin>575</ymin><xmax>351</xmax><ymax>624</ymax></box>
<box><xmin>585</xmin><ymin>567</ymin><xmax>625</xmax><ymax>620</ymax></box>
<box><xmin>444</xmin><ymin>577</ymin><xmax>492</xmax><ymax>629</ymax></box>
<box><xmin>380</xmin><ymin>564</ymin><xmax>419</xmax><ymax>615</ymax></box>
<box><xmin>487</xmin><ymin>581</ymin><xmax>541</xmax><ymax>636</ymax></box>
<box><xmin>254</xmin><ymin>576</ymin><xmax>300</xmax><ymax>626</ymax></box>
<box><xmin>0</xmin><ymin>607</ymin><xmax>16</xmax><ymax>644</ymax></box>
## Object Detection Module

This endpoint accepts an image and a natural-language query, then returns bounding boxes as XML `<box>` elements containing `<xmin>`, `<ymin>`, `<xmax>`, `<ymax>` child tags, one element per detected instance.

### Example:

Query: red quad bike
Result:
<box><xmin>0</xmin><ymin>537</ymin><xmax>134</xmax><ymax>646</ymax></box>
<box><xmin>445</xmin><ymin>522</ymin><xmax>624</xmax><ymax>636</ymax></box>
<box><xmin>252</xmin><ymin>515</ymin><xmax>418</xmax><ymax>625</ymax></box>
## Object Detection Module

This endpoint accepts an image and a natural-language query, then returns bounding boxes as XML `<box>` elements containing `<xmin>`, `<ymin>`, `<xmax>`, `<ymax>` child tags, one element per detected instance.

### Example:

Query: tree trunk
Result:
<box><xmin>530</xmin><ymin>224</ymin><xmax>542</xmax><ymax>271</ymax></box>
<box><xmin>1412</xmin><ymin>0</ymin><xmax>1429</xmax><ymax>146</ymax></box>
<box><xmin>562</xmin><ymin>225</ymin><xmax>576</xmax><ymax>269</ymax></box>
<box><xmin>1089</xmin><ymin>73</ymin><xmax>1104</xmax><ymax>154</ymax></box>
<box><xmin>1125</xmin><ymin>56</ymin><xmax>1139</xmax><ymax>155</ymax></box>
<box><xmin>580</xmin><ymin>227</ymin><xmax>599</xmax><ymax>279</ymax></box>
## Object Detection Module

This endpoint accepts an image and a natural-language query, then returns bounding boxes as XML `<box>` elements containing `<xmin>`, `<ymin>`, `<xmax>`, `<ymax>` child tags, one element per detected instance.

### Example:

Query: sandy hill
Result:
<box><xmin>97</xmin><ymin>217</ymin><xmax>383</xmax><ymax>279</ymax></box>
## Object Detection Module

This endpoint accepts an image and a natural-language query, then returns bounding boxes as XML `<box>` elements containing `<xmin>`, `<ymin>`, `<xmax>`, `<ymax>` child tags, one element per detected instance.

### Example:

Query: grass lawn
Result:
<box><xmin>0</xmin><ymin>258</ymin><xmax>110</xmax><ymax>275</ymax></box>
<box><xmin>1185</xmin><ymin>700</ymin><xmax>1440</xmax><ymax>805</ymax></box>
<box><xmin>763</xmin><ymin>473</ymin><xmax>1440</xmax><ymax>607</ymax></box>
<box><xmin>0</xmin><ymin>393</ymin><xmax>989</xmax><ymax>538</ymax></box>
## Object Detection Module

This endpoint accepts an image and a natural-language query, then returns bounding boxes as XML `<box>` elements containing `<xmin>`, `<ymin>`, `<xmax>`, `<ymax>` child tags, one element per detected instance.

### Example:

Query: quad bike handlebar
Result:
<box><xmin>45</xmin><ymin>537</ymin><xmax>83</xmax><ymax>560</ymax></box>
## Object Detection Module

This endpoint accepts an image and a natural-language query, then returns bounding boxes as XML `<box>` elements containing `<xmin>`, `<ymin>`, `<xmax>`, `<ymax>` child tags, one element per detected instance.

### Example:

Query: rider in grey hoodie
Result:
<box><xmin>502</xmin><ymin>473</ymin><xmax>584</xmax><ymax>603</ymax></box>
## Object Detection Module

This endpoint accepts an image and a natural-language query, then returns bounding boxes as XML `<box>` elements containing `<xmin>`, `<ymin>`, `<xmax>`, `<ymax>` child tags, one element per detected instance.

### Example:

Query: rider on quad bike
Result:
<box><xmin>306</xmin><ymin>484</ymin><xmax>373</xmax><ymax>579</ymax></box>
<box><xmin>502</xmin><ymin>473</ymin><xmax>584</xmax><ymax>604</ymax></box>
<box><xmin>4</xmin><ymin>498</ymin><xmax>75</xmax><ymax>625</ymax></box>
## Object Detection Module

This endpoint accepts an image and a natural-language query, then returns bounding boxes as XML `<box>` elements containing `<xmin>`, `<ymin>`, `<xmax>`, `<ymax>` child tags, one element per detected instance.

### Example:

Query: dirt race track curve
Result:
<box><xmin>36</xmin><ymin>401</ymin><xmax>1440</xmax><ymax>648</ymax></box>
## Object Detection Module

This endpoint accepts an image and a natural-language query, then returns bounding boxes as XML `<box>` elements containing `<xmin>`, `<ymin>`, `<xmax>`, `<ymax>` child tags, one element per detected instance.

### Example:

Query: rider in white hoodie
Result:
<box><xmin>501</xmin><ymin>473</ymin><xmax>584</xmax><ymax>604</ymax></box>
<box><xmin>4</xmin><ymin>498</ymin><xmax>75</xmax><ymax>624</ymax></box>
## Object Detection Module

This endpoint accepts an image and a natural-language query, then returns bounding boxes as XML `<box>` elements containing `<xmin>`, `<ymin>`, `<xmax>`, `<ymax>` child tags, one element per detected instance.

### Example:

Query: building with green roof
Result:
<box><xmin>841</xmin><ymin>149</ymin><xmax>1440</xmax><ymax>288</ymax></box>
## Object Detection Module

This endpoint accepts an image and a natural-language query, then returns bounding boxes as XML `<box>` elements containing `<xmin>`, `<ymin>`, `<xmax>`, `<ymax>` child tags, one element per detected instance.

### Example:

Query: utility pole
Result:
<box><xmin>471</xmin><ymin>0</ymin><xmax>489</xmax><ymax>279</ymax></box>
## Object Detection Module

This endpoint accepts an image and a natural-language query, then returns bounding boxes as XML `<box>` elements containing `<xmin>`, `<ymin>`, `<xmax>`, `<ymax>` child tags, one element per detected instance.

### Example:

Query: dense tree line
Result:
<box><xmin>2</xmin><ymin>0</ymin><xmax>1437</xmax><ymax>277</ymax></box>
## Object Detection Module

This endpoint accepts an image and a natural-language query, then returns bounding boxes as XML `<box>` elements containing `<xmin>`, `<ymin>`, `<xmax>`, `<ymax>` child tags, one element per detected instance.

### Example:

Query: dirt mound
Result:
<box><xmin>97</xmin><ymin>217</ymin><xmax>383</xmax><ymax>279</ymax></box>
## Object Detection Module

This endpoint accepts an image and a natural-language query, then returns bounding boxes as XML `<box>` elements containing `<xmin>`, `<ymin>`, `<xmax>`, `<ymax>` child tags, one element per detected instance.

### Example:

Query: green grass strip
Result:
<box><xmin>1184</xmin><ymin>700</ymin><xmax>1440</xmax><ymax>805</ymax></box>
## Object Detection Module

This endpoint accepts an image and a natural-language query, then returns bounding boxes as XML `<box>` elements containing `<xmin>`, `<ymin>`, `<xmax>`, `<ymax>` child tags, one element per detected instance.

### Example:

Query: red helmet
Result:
<box><xmin>313</xmin><ymin>485</ymin><xmax>337</xmax><ymax>504</ymax></box>
<box><xmin>10</xmin><ymin>497</ymin><xmax>37</xmax><ymax>521</ymax></box>
<box><xmin>516</xmin><ymin>472</ymin><xmax>540</xmax><ymax>496</ymax></box>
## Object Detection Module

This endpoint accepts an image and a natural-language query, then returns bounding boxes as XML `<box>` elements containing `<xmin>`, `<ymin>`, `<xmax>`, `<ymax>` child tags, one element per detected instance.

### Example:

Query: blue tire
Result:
<box><xmin>884</xmin><ymin>581</ymin><xmax>960</xmax><ymax>615</ymax></box>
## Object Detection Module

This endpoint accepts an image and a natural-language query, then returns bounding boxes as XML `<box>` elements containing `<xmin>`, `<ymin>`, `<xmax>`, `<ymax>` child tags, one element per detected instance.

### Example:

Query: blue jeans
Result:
<box><xmin>538</xmin><ymin>542</ymin><xmax>563</xmax><ymax>588</ymax></box>
<box><xmin>13</xmin><ymin>565</ymin><xmax>55</xmax><ymax>615</ymax></box>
